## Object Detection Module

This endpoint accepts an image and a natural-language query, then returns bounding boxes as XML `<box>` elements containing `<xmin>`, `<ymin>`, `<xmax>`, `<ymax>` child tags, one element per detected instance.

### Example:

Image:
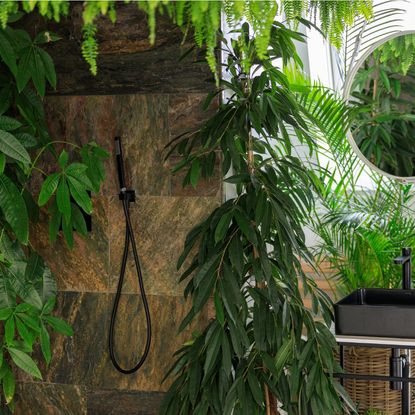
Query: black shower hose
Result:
<box><xmin>109</xmin><ymin>193</ymin><xmax>152</xmax><ymax>374</ymax></box>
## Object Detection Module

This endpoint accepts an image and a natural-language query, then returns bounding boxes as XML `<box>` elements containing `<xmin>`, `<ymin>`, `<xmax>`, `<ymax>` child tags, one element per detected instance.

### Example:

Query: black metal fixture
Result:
<box><xmin>108</xmin><ymin>136</ymin><xmax>152</xmax><ymax>374</ymax></box>
<box><xmin>335</xmin><ymin>247</ymin><xmax>413</xmax><ymax>415</ymax></box>
<box><xmin>395</xmin><ymin>247</ymin><xmax>412</xmax><ymax>290</ymax></box>
<box><xmin>390</xmin><ymin>247</ymin><xmax>412</xmax><ymax>413</ymax></box>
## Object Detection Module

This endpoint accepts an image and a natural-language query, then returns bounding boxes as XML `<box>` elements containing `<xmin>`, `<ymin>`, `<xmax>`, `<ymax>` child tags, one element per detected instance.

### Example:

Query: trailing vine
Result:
<box><xmin>0</xmin><ymin>1</ymin><xmax>373</xmax><ymax>76</ymax></box>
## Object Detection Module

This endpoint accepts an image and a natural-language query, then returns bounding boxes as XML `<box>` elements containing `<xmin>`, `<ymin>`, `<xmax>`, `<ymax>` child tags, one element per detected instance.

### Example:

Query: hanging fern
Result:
<box><xmin>81</xmin><ymin>23</ymin><xmax>99</xmax><ymax>76</ymax></box>
<box><xmin>0</xmin><ymin>0</ymin><xmax>373</xmax><ymax>76</ymax></box>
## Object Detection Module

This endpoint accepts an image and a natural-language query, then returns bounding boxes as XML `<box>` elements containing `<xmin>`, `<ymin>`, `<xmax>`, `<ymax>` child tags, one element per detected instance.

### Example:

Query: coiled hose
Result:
<box><xmin>109</xmin><ymin>137</ymin><xmax>152</xmax><ymax>374</ymax></box>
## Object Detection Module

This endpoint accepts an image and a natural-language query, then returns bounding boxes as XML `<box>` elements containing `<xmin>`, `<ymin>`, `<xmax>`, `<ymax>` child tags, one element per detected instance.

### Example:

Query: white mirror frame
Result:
<box><xmin>343</xmin><ymin>30</ymin><xmax>415</xmax><ymax>183</ymax></box>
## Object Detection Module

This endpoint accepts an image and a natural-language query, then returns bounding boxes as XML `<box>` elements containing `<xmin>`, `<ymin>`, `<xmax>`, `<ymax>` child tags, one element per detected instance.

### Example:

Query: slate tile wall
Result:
<box><xmin>15</xmin><ymin>93</ymin><xmax>220</xmax><ymax>414</ymax></box>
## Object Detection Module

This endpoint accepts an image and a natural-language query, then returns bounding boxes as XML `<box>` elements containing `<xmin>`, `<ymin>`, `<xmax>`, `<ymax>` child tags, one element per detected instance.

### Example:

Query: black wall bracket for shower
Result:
<box><xmin>119</xmin><ymin>189</ymin><xmax>136</xmax><ymax>202</ymax></box>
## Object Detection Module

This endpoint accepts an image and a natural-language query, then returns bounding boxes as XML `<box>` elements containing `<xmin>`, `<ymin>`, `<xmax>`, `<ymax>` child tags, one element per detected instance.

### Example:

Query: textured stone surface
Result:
<box><xmin>113</xmin><ymin>95</ymin><xmax>170</xmax><ymax>197</ymax></box>
<box><xmin>109</xmin><ymin>196</ymin><xmax>218</xmax><ymax>295</ymax></box>
<box><xmin>18</xmin><ymin>4</ymin><xmax>212</xmax><ymax>95</ymax></box>
<box><xmin>167</xmin><ymin>94</ymin><xmax>221</xmax><ymax>197</ymax></box>
<box><xmin>40</xmin><ymin>292</ymin><xmax>207</xmax><ymax>392</ymax></box>
<box><xmin>43</xmin><ymin>94</ymin><xmax>170</xmax><ymax>198</ymax></box>
<box><xmin>15</xmin><ymin>382</ymin><xmax>87</xmax><ymax>415</ymax></box>
<box><xmin>87</xmin><ymin>390</ymin><xmax>164</xmax><ymax>415</ymax></box>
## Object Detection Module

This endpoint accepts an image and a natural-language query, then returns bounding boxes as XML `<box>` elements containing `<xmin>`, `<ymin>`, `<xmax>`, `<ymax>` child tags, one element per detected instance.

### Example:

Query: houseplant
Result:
<box><xmin>160</xmin><ymin>22</ymin><xmax>354</xmax><ymax>415</ymax></box>
<box><xmin>290</xmin><ymin>63</ymin><xmax>415</xmax><ymax>414</ymax></box>
<box><xmin>0</xmin><ymin>17</ymin><xmax>108</xmax><ymax>411</ymax></box>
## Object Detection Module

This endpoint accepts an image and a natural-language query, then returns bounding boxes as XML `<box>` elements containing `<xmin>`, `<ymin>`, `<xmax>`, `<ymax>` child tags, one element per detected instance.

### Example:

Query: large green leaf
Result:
<box><xmin>3</xmin><ymin>365</ymin><xmax>15</xmax><ymax>404</ymax></box>
<box><xmin>25</xmin><ymin>252</ymin><xmax>56</xmax><ymax>304</ymax></box>
<box><xmin>0</xmin><ymin>174</ymin><xmax>29</xmax><ymax>244</ymax></box>
<box><xmin>7</xmin><ymin>260</ymin><xmax>42</xmax><ymax>309</ymax></box>
<box><xmin>56</xmin><ymin>177</ymin><xmax>71</xmax><ymax>222</ymax></box>
<box><xmin>38</xmin><ymin>172</ymin><xmax>60</xmax><ymax>206</ymax></box>
<box><xmin>0</xmin><ymin>273</ymin><xmax>19</xmax><ymax>311</ymax></box>
<box><xmin>0</xmin><ymin>129</ymin><xmax>30</xmax><ymax>164</ymax></box>
<box><xmin>8</xmin><ymin>347</ymin><xmax>42</xmax><ymax>379</ymax></box>
<box><xmin>67</xmin><ymin>176</ymin><xmax>92</xmax><ymax>214</ymax></box>
<box><xmin>16</xmin><ymin>46</ymin><xmax>33</xmax><ymax>92</ymax></box>
<box><xmin>0</xmin><ymin>32</ymin><xmax>17</xmax><ymax>75</ymax></box>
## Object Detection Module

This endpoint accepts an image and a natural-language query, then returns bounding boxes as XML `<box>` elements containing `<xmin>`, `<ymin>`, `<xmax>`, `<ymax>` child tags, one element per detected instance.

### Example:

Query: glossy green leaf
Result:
<box><xmin>43</xmin><ymin>315</ymin><xmax>73</xmax><ymax>336</ymax></box>
<box><xmin>0</xmin><ymin>116</ymin><xmax>21</xmax><ymax>131</ymax></box>
<box><xmin>214</xmin><ymin>211</ymin><xmax>232</xmax><ymax>243</ymax></box>
<box><xmin>5</xmin><ymin>316</ymin><xmax>15</xmax><ymax>345</ymax></box>
<box><xmin>38</xmin><ymin>48</ymin><xmax>56</xmax><ymax>88</ymax></box>
<box><xmin>0</xmin><ymin>32</ymin><xmax>17</xmax><ymax>75</ymax></box>
<box><xmin>67</xmin><ymin>176</ymin><xmax>92</xmax><ymax>214</ymax></box>
<box><xmin>71</xmin><ymin>203</ymin><xmax>88</xmax><ymax>237</ymax></box>
<box><xmin>3</xmin><ymin>366</ymin><xmax>15</xmax><ymax>404</ymax></box>
<box><xmin>40</xmin><ymin>323</ymin><xmax>51</xmax><ymax>364</ymax></box>
<box><xmin>0</xmin><ymin>129</ymin><xmax>30</xmax><ymax>164</ymax></box>
<box><xmin>0</xmin><ymin>174</ymin><xmax>29</xmax><ymax>244</ymax></box>
<box><xmin>32</xmin><ymin>50</ymin><xmax>46</xmax><ymax>96</ymax></box>
<box><xmin>48</xmin><ymin>203</ymin><xmax>61</xmax><ymax>244</ymax></box>
<box><xmin>56</xmin><ymin>177</ymin><xmax>71</xmax><ymax>222</ymax></box>
<box><xmin>190</xmin><ymin>159</ymin><xmax>200</xmax><ymax>188</ymax></box>
<box><xmin>0</xmin><ymin>307</ymin><xmax>12</xmax><ymax>320</ymax></box>
<box><xmin>16</xmin><ymin>46</ymin><xmax>33</xmax><ymax>92</ymax></box>
<box><xmin>0</xmin><ymin>153</ymin><xmax>5</xmax><ymax>174</ymax></box>
<box><xmin>8</xmin><ymin>347</ymin><xmax>42</xmax><ymax>379</ymax></box>
<box><xmin>213</xmin><ymin>291</ymin><xmax>224</xmax><ymax>326</ymax></box>
<box><xmin>58</xmin><ymin>149</ymin><xmax>68</xmax><ymax>169</ymax></box>
<box><xmin>15</xmin><ymin>316</ymin><xmax>34</xmax><ymax>347</ymax></box>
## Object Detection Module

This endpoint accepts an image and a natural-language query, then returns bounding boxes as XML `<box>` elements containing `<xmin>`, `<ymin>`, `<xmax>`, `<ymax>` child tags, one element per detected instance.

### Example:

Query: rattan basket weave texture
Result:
<box><xmin>343</xmin><ymin>347</ymin><xmax>414</xmax><ymax>414</ymax></box>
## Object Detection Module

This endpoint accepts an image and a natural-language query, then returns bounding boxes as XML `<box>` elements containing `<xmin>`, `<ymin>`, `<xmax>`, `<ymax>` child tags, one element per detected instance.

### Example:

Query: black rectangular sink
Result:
<box><xmin>335</xmin><ymin>288</ymin><xmax>415</xmax><ymax>338</ymax></box>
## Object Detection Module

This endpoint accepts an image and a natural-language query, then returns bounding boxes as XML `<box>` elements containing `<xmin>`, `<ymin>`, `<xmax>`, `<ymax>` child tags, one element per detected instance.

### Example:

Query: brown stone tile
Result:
<box><xmin>87</xmin><ymin>390</ymin><xmax>164</xmax><ymax>415</ymax></box>
<box><xmin>168</xmin><ymin>93</ymin><xmax>217</xmax><ymax>139</ymax></box>
<box><xmin>42</xmin><ymin>292</ymin><xmax>208</xmax><ymax>392</ymax></box>
<box><xmin>109</xmin><ymin>196</ymin><xmax>219</xmax><ymax>295</ymax></box>
<box><xmin>113</xmin><ymin>94</ymin><xmax>171</xmax><ymax>197</ymax></box>
<box><xmin>15</xmin><ymin>382</ymin><xmax>87</xmax><ymax>415</ymax></box>
<box><xmin>43</xmin><ymin>94</ymin><xmax>171</xmax><ymax>198</ymax></box>
<box><xmin>167</xmin><ymin>94</ymin><xmax>221</xmax><ymax>197</ymax></box>
<box><xmin>30</xmin><ymin>196</ymin><xmax>110</xmax><ymax>292</ymax></box>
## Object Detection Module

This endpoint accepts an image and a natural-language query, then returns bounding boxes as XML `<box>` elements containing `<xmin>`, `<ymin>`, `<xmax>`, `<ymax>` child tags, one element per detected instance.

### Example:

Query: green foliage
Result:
<box><xmin>0</xmin><ymin>16</ymin><xmax>107</xmax><ymax>410</ymax></box>
<box><xmin>161</xmin><ymin>23</ymin><xmax>354</xmax><ymax>415</ymax></box>
<box><xmin>375</xmin><ymin>34</ymin><xmax>415</xmax><ymax>76</ymax></box>
<box><xmin>289</xmin><ymin>71</ymin><xmax>415</xmax><ymax>297</ymax></box>
<box><xmin>0</xmin><ymin>1</ymin><xmax>373</xmax><ymax>77</ymax></box>
<box><xmin>351</xmin><ymin>34</ymin><xmax>415</xmax><ymax>176</ymax></box>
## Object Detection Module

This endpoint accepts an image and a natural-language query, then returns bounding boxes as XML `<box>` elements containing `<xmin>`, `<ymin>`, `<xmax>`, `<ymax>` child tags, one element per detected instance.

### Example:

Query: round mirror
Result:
<box><xmin>344</xmin><ymin>31</ymin><xmax>415</xmax><ymax>180</ymax></box>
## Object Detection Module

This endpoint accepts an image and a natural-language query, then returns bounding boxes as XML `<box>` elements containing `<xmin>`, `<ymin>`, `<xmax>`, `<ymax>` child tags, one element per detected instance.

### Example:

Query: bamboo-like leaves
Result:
<box><xmin>161</xmin><ymin>22</ymin><xmax>350</xmax><ymax>415</ymax></box>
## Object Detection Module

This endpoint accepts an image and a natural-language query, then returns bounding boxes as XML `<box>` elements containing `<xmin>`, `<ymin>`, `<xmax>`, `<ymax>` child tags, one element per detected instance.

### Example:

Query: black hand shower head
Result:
<box><xmin>114</xmin><ymin>136</ymin><xmax>126</xmax><ymax>190</ymax></box>
<box><xmin>109</xmin><ymin>136</ymin><xmax>152</xmax><ymax>374</ymax></box>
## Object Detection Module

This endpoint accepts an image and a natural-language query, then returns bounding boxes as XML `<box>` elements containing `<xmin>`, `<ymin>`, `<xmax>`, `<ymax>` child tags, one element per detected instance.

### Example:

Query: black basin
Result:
<box><xmin>335</xmin><ymin>288</ymin><xmax>415</xmax><ymax>338</ymax></box>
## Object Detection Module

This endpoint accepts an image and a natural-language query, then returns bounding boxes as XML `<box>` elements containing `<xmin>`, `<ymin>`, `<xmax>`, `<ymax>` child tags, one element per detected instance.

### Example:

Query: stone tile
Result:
<box><xmin>43</xmin><ymin>94</ymin><xmax>171</xmax><ymax>198</ymax></box>
<box><xmin>30</xmin><ymin>196</ymin><xmax>110</xmax><ymax>292</ymax></box>
<box><xmin>168</xmin><ymin>93</ymin><xmax>217</xmax><ymax>139</ymax></box>
<box><xmin>87</xmin><ymin>390</ymin><xmax>164</xmax><ymax>415</ymax></box>
<box><xmin>108</xmin><ymin>196</ymin><xmax>219</xmax><ymax>295</ymax></box>
<box><xmin>113</xmin><ymin>94</ymin><xmax>171</xmax><ymax>197</ymax></box>
<box><xmin>42</xmin><ymin>292</ymin><xmax>208</xmax><ymax>392</ymax></box>
<box><xmin>167</xmin><ymin>94</ymin><xmax>221</xmax><ymax>197</ymax></box>
<box><xmin>15</xmin><ymin>382</ymin><xmax>87</xmax><ymax>415</ymax></box>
